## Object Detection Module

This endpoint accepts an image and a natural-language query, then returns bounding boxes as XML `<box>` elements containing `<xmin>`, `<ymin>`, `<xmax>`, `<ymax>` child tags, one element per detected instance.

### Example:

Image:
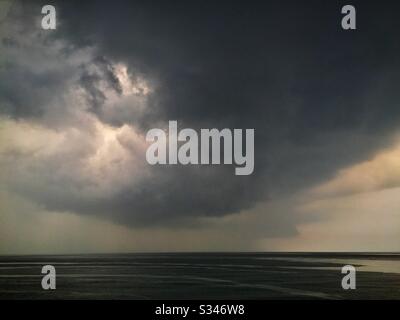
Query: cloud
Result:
<box><xmin>311</xmin><ymin>138</ymin><xmax>400</xmax><ymax>197</ymax></box>
<box><xmin>261</xmin><ymin>139</ymin><xmax>400</xmax><ymax>251</ymax></box>
<box><xmin>263</xmin><ymin>187</ymin><xmax>400</xmax><ymax>252</ymax></box>
<box><xmin>1</xmin><ymin>0</ymin><xmax>400</xmax><ymax>252</ymax></box>
<box><xmin>0</xmin><ymin>186</ymin><xmax>297</xmax><ymax>254</ymax></box>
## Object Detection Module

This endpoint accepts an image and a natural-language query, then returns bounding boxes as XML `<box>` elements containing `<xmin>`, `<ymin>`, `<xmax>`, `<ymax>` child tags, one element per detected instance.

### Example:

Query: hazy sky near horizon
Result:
<box><xmin>1</xmin><ymin>0</ymin><xmax>400</xmax><ymax>254</ymax></box>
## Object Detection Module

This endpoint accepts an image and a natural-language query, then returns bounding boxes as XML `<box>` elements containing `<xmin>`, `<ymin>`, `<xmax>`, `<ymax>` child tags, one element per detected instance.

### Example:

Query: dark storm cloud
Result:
<box><xmin>34</xmin><ymin>165</ymin><xmax>259</xmax><ymax>227</ymax></box>
<box><xmin>2</xmin><ymin>0</ymin><xmax>400</xmax><ymax>229</ymax></box>
<box><xmin>56</xmin><ymin>0</ymin><xmax>400</xmax><ymax>166</ymax></box>
<box><xmin>78</xmin><ymin>56</ymin><xmax>124</xmax><ymax>112</ymax></box>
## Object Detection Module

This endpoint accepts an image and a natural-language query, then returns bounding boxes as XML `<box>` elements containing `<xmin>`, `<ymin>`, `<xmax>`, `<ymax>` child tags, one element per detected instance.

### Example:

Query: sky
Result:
<box><xmin>0</xmin><ymin>0</ymin><xmax>399</xmax><ymax>254</ymax></box>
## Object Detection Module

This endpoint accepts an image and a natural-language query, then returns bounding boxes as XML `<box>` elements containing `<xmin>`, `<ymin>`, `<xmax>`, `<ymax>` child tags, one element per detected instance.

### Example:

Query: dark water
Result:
<box><xmin>0</xmin><ymin>253</ymin><xmax>399</xmax><ymax>299</ymax></box>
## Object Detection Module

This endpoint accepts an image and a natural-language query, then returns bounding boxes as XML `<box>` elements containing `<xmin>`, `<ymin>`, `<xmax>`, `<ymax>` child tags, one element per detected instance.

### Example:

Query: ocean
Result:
<box><xmin>0</xmin><ymin>253</ymin><xmax>399</xmax><ymax>299</ymax></box>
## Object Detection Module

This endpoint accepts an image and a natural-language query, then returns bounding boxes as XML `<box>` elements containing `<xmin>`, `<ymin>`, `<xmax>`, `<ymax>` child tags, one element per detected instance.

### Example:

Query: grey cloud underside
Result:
<box><xmin>2</xmin><ymin>0</ymin><xmax>400</xmax><ymax>229</ymax></box>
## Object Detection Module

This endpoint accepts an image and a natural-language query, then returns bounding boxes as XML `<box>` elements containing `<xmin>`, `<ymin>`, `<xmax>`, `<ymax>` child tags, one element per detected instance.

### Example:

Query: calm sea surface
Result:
<box><xmin>0</xmin><ymin>253</ymin><xmax>399</xmax><ymax>299</ymax></box>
